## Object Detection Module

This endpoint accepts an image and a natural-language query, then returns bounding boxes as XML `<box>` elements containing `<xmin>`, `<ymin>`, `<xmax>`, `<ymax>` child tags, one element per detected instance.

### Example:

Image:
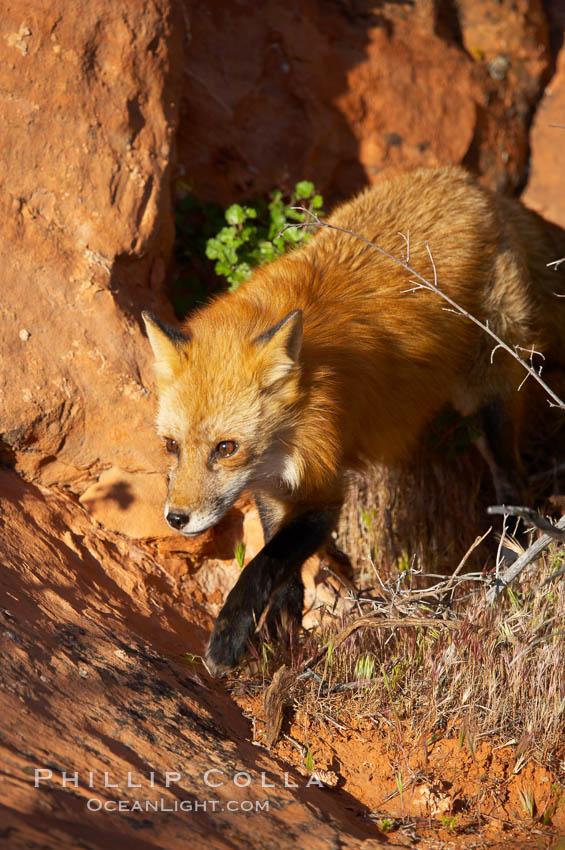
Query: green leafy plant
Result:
<box><xmin>205</xmin><ymin>181</ymin><xmax>323</xmax><ymax>289</ymax></box>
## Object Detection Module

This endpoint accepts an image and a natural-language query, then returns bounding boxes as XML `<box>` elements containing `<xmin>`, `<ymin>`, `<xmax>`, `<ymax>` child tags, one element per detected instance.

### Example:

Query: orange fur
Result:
<box><xmin>145</xmin><ymin>166</ymin><xmax>565</xmax><ymax>535</ymax></box>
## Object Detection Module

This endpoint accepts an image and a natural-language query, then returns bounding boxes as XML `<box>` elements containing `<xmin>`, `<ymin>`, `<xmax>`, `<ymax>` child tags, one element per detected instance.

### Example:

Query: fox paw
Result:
<box><xmin>205</xmin><ymin>614</ymin><xmax>254</xmax><ymax>677</ymax></box>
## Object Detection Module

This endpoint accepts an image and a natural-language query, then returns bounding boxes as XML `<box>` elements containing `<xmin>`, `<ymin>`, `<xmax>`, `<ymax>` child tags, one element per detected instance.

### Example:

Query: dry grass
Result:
<box><xmin>226</xmin><ymin>391</ymin><xmax>565</xmax><ymax>775</ymax></box>
<box><xmin>239</xmin><ymin>537</ymin><xmax>565</xmax><ymax>765</ymax></box>
<box><xmin>226</xmin><ymin>401</ymin><xmax>565</xmax><ymax>766</ymax></box>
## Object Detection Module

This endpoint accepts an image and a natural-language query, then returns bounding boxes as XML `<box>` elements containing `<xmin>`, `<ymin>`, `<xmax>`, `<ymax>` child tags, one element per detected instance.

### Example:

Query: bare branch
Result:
<box><xmin>515</xmin><ymin>344</ymin><xmax>545</xmax><ymax>360</ymax></box>
<box><xmin>516</xmin><ymin>371</ymin><xmax>531</xmax><ymax>392</ymax></box>
<box><xmin>486</xmin><ymin>515</ymin><xmax>565</xmax><ymax>604</ymax></box>
<box><xmin>487</xmin><ymin>506</ymin><xmax>565</xmax><ymax>541</ymax></box>
<box><xmin>490</xmin><ymin>343</ymin><xmax>504</xmax><ymax>364</ymax></box>
<box><xmin>303</xmin><ymin>615</ymin><xmax>460</xmax><ymax>671</ymax></box>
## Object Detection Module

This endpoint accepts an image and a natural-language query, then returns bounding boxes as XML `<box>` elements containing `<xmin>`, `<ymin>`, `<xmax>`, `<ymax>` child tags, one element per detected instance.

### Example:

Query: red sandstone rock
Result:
<box><xmin>79</xmin><ymin>466</ymin><xmax>171</xmax><ymax>538</ymax></box>
<box><xmin>0</xmin><ymin>1</ymin><xmax>183</xmax><ymax>502</ymax></box>
<box><xmin>0</xmin><ymin>470</ymin><xmax>405</xmax><ymax>849</ymax></box>
<box><xmin>522</xmin><ymin>6</ymin><xmax>565</xmax><ymax>229</ymax></box>
<box><xmin>177</xmin><ymin>0</ymin><xmax>550</xmax><ymax>203</ymax></box>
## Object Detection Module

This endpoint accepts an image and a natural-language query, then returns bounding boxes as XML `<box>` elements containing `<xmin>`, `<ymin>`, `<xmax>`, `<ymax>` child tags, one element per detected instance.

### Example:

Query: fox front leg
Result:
<box><xmin>205</xmin><ymin>506</ymin><xmax>339</xmax><ymax>676</ymax></box>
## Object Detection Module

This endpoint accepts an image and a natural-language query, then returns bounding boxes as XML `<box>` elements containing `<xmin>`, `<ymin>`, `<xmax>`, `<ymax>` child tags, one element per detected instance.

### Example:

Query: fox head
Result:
<box><xmin>142</xmin><ymin>309</ymin><xmax>303</xmax><ymax>535</ymax></box>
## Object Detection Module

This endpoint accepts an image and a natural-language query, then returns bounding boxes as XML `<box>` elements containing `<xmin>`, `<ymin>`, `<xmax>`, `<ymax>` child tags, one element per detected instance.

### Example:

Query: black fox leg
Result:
<box><xmin>263</xmin><ymin>570</ymin><xmax>305</xmax><ymax>638</ymax></box>
<box><xmin>477</xmin><ymin>398</ymin><xmax>525</xmax><ymax>506</ymax></box>
<box><xmin>255</xmin><ymin>494</ymin><xmax>306</xmax><ymax>637</ymax></box>
<box><xmin>205</xmin><ymin>507</ymin><xmax>338</xmax><ymax>675</ymax></box>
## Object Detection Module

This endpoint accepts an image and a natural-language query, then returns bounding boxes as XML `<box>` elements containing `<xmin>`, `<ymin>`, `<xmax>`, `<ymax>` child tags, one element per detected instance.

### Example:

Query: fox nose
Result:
<box><xmin>166</xmin><ymin>510</ymin><xmax>189</xmax><ymax>531</ymax></box>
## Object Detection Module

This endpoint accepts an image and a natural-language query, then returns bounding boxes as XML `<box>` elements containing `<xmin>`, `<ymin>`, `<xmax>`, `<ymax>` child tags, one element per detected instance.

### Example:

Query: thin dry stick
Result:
<box><xmin>452</xmin><ymin>528</ymin><xmax>492</xmax><ymax>577</ymax></box>
<box><xmin>485</xmin><ymin>515</ymin><xmax>565</xmax><ymax>604</ymax></box>
<box><xmin>283</xmin><ymin>210</ymin><xmax>565</xmax><ymax>411</ymax></box>
<box><xmin>303</xmin><ymin>615</ymin><xmax>459</xmax><ymax>670</ymax></box>
<box><xmin>487</xmin><ymin>506</ymin><xmax>565</xmax><ymax>542</ymax></box>
<box><xmin>442</xmin><ymin>528</ymin><xmax>492</xmax><ymax>602</ymax></box>
<box><xmin>380</xmin><ymin>532</ymin><xmax>491</xmax><ymax>604</ymax></box>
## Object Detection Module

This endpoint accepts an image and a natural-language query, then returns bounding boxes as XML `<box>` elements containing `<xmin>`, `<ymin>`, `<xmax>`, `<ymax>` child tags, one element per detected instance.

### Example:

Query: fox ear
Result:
<box><xmin>142</xmin><ymin>312</ymin><xmax>190</xmax><ymax>382</ymax></box>
<box><xmin>254</xmin><ymin>309</ymin><xmax>303</xmax><ymax>387</ymax></box>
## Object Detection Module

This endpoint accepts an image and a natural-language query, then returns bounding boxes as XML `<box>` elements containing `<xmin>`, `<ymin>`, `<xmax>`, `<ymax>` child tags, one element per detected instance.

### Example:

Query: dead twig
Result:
<box><xmin>444</xmin><ymin>528</ymin><xmax>492</xmax><ymax>593</ymax></box>
<box><xmin>303</xmin><ymin>614</ymin><xmax>459</xmax><ymax>670</ymax></box>
<box><xmin>487</xmin><ymin>506</ymin><xmax>565</xmax><ymax>541</ymax></box>
<box><xmin>264</xmin><ymin>664</ymin><xmax>295</xmax><ymax>748</ymax></box>
<box><xmin>486</xmin><ymin>515</ymin><xmax>565</xmax><ymax>604</ymax></box>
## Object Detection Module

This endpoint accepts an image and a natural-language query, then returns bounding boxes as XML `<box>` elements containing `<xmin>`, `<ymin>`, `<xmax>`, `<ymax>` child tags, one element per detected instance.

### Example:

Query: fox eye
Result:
<box><xmin>165</xmin><ymin>437</ymin><xmax>179</xmax><ymax>455</ymax></box>
<box><xmin>216</xmin><ymin>440</ymin><xmax>238</xmax><ymax>458</ymax></box>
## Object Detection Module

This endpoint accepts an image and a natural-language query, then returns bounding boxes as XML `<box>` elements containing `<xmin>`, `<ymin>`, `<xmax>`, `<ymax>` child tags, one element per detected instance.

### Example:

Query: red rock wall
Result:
<box><xmin>177</xmin><ymin>0</ymin><xmax>550</xmax><ymax>205</ymax></box>
<box><xmin>0</xmin><ymin>469</ymin><xmax>394</xmax><ymax>850</ymax></box>
<box><xmin>0</xmin><ymin>1</ymin><xmax>185</xmax><ymax>534</ymax></box>
<box><xmin>523</xmin><ymin>0</ymin><xmax>565</xmax><ymax>228</ymax></box>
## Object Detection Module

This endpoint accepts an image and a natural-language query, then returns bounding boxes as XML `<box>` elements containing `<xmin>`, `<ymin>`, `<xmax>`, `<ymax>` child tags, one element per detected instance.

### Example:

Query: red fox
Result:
<box><xmin>143</xmin><ymin>166</ymin><xmax>565</xmax><ymax>675</ymax></box>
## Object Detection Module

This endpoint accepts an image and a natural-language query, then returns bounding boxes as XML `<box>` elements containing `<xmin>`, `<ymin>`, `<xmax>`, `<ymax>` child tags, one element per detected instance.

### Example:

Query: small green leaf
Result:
<box><xmin>205</xmin><ymin>238</ymin><xmax>221</xmax><ymax>259</ymax></box>
<box><xmin>286</xmin><ymin>208</ymin><xmax>306</xmax><ymax>222</ymax></box>
<box><xmin>257</xmin><ymin>240</ymin><xmax>277</xmax><ymax>262</ymax></box>
<box><xmin>293</xmin><ymin>180</ymin><xmax>314</xmax><ymax>200</ymax></box>
<box><xmin>225</xmin><ymin>204</ymin><xmax>246</xmax><ymax>226</ymax></box>
<box><xmin>234</xmin><ymin>540</ymin><xmax>246</xmax><ymax>569</ymax></box>
<box><xmin>283</xmin><ymin>227</ymin><xmax>304</xmax><ymax>243</ymax></box>
<box><xmin>240</xmin><ymin>223</ymin><xmax>258</xmax><ymax>243</ymax></box>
